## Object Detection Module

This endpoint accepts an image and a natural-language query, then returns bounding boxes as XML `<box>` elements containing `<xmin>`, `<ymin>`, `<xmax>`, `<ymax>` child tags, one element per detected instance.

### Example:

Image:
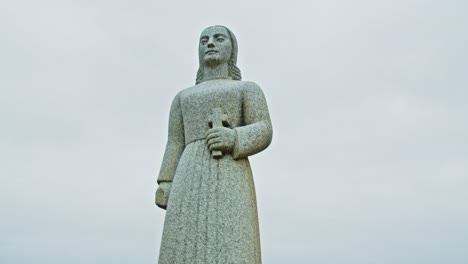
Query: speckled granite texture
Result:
<box><xmin>155</xmin><ymin>26</ymin><xmax>272</xmax><ymax>264</ymax></box>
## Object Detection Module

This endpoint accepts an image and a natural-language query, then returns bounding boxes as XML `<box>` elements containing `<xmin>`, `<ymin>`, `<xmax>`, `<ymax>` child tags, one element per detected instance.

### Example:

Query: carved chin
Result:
<box><xmin>203</xmin><ymin>56</ymin><xmax>223</xmax><ymax>65</ymax></box>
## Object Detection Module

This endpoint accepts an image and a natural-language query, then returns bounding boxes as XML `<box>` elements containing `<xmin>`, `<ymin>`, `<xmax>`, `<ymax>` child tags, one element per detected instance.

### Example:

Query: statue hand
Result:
<box><xmin>155</xmin><ymin>182</ymin><xmax>171</xmax><ymax>210</ymax></box>
<box><xmin>206</xmin><ymin>127</ymin><xmax>236</xmax><ymax>153</ymax></box>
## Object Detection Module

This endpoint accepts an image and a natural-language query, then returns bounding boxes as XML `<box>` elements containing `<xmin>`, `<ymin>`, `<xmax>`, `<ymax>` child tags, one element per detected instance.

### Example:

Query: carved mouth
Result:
<box><xmin>206</xmin><ymin>50</ymin><xmax>218</xmax><ymax>55</ymax></box>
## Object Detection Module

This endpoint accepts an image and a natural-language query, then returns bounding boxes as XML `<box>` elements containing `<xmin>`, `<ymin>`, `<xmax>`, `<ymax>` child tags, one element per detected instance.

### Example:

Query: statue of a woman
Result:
<box><xmin>155</xmin><ymin>25</ymin><xmax>273</xmax><ymax>263</ymax></box>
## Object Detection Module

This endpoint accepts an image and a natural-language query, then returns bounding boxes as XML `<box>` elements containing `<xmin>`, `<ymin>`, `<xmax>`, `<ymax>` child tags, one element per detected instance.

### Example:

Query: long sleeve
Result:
<box><xmin>157</xmin><ymin>93</ymin><xmax>185</xmax><ymax>183</ymax></box>
<box><xmin>232</xmin><ymin>82</ymin><xmax>273</xmax><ymax>160</ymax></box>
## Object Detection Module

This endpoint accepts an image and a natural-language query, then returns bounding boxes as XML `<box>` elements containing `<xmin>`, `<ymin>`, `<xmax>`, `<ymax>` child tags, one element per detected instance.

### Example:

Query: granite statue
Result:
<box><xmin>155</xmin><ymin>25</ymin><xmax>273</xmax><ymax>263</ymax></box>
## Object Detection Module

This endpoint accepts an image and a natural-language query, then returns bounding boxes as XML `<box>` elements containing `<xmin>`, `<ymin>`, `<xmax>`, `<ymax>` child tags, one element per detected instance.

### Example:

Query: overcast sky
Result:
<box><xmin>1</xmin><ymin>0</ymin><xmax>467</xmax><ymax>263</ymax></box>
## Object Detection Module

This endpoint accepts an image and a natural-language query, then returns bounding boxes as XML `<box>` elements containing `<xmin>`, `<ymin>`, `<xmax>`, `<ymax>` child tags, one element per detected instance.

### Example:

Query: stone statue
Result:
<box><xmin>155</xmin><ymin>25</ymin><xmax>273</xmax><ymax>263</ymax></box>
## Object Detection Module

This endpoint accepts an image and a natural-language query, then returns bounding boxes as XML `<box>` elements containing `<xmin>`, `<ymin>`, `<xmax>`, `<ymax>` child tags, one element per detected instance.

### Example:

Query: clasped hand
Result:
<box><xmin>206</xmin><ymin>127</ymin><xmax>236</xmax><ymax>153</ymax></box>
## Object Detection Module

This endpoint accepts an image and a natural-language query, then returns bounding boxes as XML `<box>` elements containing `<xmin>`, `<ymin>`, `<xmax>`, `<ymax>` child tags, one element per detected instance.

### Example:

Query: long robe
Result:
<box><xmin>157</xmin><ymin>80</ymin><xmax>272</xmax><ymax>264</ymax></box>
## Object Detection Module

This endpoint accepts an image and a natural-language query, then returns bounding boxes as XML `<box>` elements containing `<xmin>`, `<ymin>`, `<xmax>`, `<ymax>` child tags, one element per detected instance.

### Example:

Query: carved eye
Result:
<box><xmin>216</xmin><ymin>37</ymin><xmax>225</xmax><ymax>42</ymax></box>
<box><xmin>200</xmin><ymin>39</ymin><xmax>208</xmax><ymax>45</ymax></box>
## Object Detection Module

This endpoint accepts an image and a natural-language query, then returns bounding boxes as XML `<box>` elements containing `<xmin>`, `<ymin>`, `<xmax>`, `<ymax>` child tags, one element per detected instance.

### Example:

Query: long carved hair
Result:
<box><xmin>195</xmin><ymin>26</ymin><xmax>242</xmax><ymax>84</ymax></box>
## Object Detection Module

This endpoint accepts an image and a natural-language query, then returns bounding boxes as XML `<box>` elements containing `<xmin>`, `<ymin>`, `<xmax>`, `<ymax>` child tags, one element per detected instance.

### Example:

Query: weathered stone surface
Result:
<box><xmin>155</xmin><ymin>25</ymin><xmax>272</xmax><ymax>263</ymax></box>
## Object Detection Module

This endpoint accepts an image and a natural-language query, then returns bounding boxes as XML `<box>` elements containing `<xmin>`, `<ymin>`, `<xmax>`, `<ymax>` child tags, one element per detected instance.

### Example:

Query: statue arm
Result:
<box><xmin>232</xmin><ymin>82</ymin><xmax>273</xmax><ymax>160</ymax></box>
<box><xmin>156</xmin><ymin>93</ymin><xmax>185</xmax><ymax>209</ymax></box>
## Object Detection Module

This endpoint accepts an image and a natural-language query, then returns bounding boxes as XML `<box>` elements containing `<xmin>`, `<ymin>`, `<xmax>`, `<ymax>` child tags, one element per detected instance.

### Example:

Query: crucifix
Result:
<box><xmin>208</xmin><ymin>107</ymin><xmax>230</xmax><ymax>159</ymax></box>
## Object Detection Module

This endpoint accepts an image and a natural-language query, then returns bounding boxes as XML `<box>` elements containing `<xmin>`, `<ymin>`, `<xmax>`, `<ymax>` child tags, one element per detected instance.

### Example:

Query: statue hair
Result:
<box><xmin>195</xmin><ymin>26</ymin><xmax>242</xmax><ymax>84</ymax></box>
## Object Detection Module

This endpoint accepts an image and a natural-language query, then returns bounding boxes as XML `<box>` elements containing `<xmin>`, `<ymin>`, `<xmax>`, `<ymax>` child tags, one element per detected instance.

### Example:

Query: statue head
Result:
<box><xmin>196</xmin><ymin>25</ymin><xmax>242</xmax><ymax>84</ymax></box>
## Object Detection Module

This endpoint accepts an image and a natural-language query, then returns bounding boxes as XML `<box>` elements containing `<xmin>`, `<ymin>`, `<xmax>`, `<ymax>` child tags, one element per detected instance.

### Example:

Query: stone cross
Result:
<box><xmin>208</xmin><ymin>107</ymin><xmax>230</xmax><ymax>159</ymax></box>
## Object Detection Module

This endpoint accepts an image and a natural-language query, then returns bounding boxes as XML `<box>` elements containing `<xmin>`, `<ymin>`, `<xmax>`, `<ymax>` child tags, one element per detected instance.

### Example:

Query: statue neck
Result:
<box><xmin>202</xmin><ymin>63</ymin><xmax>230</xmax><ymax>82</ymax></box>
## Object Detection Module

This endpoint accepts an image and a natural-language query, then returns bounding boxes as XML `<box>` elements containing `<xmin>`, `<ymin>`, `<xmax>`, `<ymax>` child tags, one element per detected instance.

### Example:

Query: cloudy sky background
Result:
<box><xmin>1</xmin><ymin>0</ymin><xmax>467</xmax><ymax>263</ymax></box>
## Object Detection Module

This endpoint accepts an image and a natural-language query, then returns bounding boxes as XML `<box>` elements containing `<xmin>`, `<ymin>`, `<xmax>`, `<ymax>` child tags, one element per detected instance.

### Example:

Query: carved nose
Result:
<box><xmin>207</xmin><ymin>43</ymin><xmax>214</xmax><ymax>48</ymax></box>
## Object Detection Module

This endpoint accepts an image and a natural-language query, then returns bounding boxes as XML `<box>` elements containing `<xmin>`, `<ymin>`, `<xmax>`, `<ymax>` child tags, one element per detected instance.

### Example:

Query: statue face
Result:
<box><xmin>199</xmin><ymin>26</ymin><xmax>232</xmax><ymax>66</ymax></box>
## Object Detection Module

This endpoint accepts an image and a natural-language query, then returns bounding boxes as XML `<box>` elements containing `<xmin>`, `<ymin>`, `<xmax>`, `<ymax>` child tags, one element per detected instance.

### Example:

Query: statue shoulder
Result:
<box><xmin>238</xmin><ymin>80</ymin><xmax>261</xmax><ymax>88</ymax></box>
<box><xmin>173</xmin><ymin>84</ymin><xmax>197</xmax><ymax>99</ymax></box>
<box><xmin>238</xmin><ymin>81</ymin><xmax>265</xmax><ymax>96</ymax></box>
<box><xmin>170</xmin><ymin>90</ymin><xmax>183</xmax><ymax>103</ymax></box>
<box><xmin>169</xmin><ymin>86</ymin><xmax>192</xmax><ymax>107</ymax></box>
